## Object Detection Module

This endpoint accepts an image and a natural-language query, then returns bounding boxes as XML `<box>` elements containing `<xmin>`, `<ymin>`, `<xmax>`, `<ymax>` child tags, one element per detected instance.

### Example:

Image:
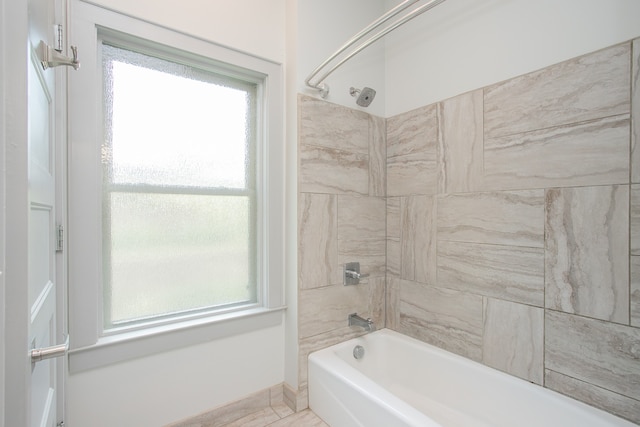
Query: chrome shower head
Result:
<box><xmin>349</xmin><ymin>86</ymin><xmax>376</xmax><ymax>107</ymax></box>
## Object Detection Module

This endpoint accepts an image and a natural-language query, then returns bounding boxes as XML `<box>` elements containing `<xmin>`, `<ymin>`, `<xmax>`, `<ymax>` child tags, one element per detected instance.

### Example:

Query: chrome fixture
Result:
<box><xmin>344</xmin><ymin>262</ymin><xmax>369</xmax><ymax>285</ymax></box>
<box><xmin>39</xmin><ymin>40</ymin><xmax>80</xmax><ymax>71</ymax></box>
<box><xmin>31</xmin><ymin>335</ymin><xmax>69</xmax><ymax>364</ymax></box>
<box><xmin>353</xmin><ymin>345</ymin><xmax>365</xmax><ymax>359</ymax></box>
<box><xmin>305</xmin><ymin>0</ymin><xmax>448</xmax><ymax>98</ymax></box>
<box><xmin>349</xmin><ymin>313</ymin><xmax>375</xmax><ymax>332</ymax></box>
<box><xmin>349</xmin><ymin>87</ymin><xmax>376</xmax><ymax>107</ymax></box>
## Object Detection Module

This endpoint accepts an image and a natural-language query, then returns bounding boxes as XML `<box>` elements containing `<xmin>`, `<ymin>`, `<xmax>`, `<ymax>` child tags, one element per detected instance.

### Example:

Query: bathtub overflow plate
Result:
<box><xmin>353</xmin><ymin>345</ymin><xmax>365</xmax><ymax>359</ymax></box>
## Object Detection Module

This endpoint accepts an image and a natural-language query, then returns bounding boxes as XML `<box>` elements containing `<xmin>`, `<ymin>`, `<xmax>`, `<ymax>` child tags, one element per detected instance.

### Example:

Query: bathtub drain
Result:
<box><xmin>353</xmin><ymin>345</ymin><xmax>365</xmax><ymax>359</ymax></box>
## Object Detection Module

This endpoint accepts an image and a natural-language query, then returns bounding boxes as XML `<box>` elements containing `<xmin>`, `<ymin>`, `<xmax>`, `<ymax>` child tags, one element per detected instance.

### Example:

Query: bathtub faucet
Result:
<box><xmin>348</xmin><ymin>313</ymin><xmax>376</xmax><ymax>332</ymax></box>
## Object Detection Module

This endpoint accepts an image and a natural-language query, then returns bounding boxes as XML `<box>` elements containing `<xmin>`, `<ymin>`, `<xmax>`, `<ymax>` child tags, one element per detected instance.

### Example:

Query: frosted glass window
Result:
<box><xmin>102</xmin><ymin>43</ymin><xmax>258</xmax><ymax>328</ymax></box>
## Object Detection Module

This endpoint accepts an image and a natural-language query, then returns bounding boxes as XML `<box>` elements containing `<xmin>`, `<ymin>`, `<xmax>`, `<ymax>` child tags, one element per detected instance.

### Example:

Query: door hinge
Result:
<box><xmin>54</xmin><ymin>24</ymin><xmax>63</xmax><ymax>52</ymax></box>
<box><xmin>56</xmin><ymin>224</ymin><xmax>64</xmax><ymax>252</ymax></box>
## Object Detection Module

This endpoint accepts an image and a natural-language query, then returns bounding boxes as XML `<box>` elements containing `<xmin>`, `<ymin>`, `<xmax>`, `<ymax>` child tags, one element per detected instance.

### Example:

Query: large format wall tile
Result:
<box><xmin>299</xmin><ymin>145</ymin><xmax>369</xmax><ymax>194</ymax></box>
<box><xmin>298</xmin><ymin>278</ymin><xmax>385</xmax><ymax>340</ymax></box>
<box><xmin>545</xmin><ymin>185</ymin><xmax>629</xmax><ymax>324</ymax></box>
<box><xmin>369</xmin><ymin>115</ymin><xmax>387</xmax><ymax>197</ymax></box>
<box><xmin>400</xmin><ymin>196</ymin><xmax>436</xmax><ymax>284</ymax></box>
<box><xmin>398</xmin><ymin>280</ymin><xmax>483</xmax><ymax>361</ymax></box>
<box><xmin>484</xmin><ymin>115</ymin><xmax>630</xmax><ymax>190</ymax></box>
<box><xmin>437</xmin><ymin>190</ymin><xmax>544</xmax><ymax>247</ymax></box>
<box><xmin>545</xmin><ymin>370</ymin><xmax>640</xmax><ymax>425</ymax></box>
<box><xmin>387</xmin><ymin>105</ymin><xmax>438</xmax><ymax>196</ymax></box>
<box><xmin>631</xmin><ymin>38</ymin><xmax>640</xmax><ymax>183</ymax></box>
<box><xmin>387</xmin><ymin>198</ymin><xmax>401</xmax><ymax>277</ymax></box>
<box><xmin>545</xmin><ymin>310</ymin><xmax>640</xmax><ymax>402</ymax></box>
<box><xmin>631</xmin><ymin>256</ymin><xmax>640</xmax><ymax>328</ymax></box>
<box><xmin>484</xmin><ymin>43</ymin><xmax>630</xmax><ymax>139</ymax></box>
<box><xmin>631</xmin><ymin>184</ymin><xmax>640</xmax><ymax>256</ymax></box>
<box><xmin>298</xmin><ymin>95</ymin><xmax>369</xmax><ymax>153</ymax></box>
<box><xmin>298</xmin><ymin>193</ymin><xmax>339</xmax><ymax>289</ymax></box>
<box><xmin>337</xmin><ymin>195</ymin><xmax>386</xmax><ymax>278</ymax></box>
<box><xmin>386</xmin><ymin>276</ymin><xmax>401</xmax><ymax>330</ymax></box>
<box><xmin>437</xmin><ymin>241</ymin><xmax>544</xmax><ymax>306</ymax></box>
<box><xmin>438</xmin><ymin>90</ymin><xmax>483</xmax><ymax>194</ymax></box>
<box><xmin>482</xmin><ymin>298</ymin><xmax>544</xmax><ymax>384</ymax></box>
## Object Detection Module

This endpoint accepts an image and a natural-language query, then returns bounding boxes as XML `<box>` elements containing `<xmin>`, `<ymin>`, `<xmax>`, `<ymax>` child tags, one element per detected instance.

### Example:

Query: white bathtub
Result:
<box><xmin>308</xmin><ymin>329</ymin><xmax>635</xmax><ymax>427</ymax></box>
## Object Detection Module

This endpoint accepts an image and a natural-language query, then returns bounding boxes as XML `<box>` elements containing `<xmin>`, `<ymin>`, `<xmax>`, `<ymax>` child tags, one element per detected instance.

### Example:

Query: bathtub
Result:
<box><xmin>308</xmin><ymin>329</ymin><xmax>635</xmax><ymax>427</ymax></box>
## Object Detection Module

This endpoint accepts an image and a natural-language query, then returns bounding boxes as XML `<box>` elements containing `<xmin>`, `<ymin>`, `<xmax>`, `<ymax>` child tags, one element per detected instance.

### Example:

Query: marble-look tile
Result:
<box><xmin>386</xmin><ymin>197</ymin><xmax>401</xmax><ymax>277</ymax></box>
<box><xmin>221</xmin><ymin>408</ymin><xmax>280</xmax><ymax>427</ymax></box>
<box><xmin>401</xmin><ymin>196</ymin><xmax>436</xmax><ymax>284</ymax></box>
<box><xmin>482</xmin><ymin>298</ymin><xmax>544</xmax><ymax>384</ymax></box>
<box><xmin>484</xmin><ymin>43</ymin><xmax>630</xmax><ymax>139</ymax></box>
<box><xmin>437</xmin><ymin>241</ymin><xmax>544</xmax><ymax>306</ymax></box>
<box><xmin>545</xmin><ymin>370</ymin><xmax>640</xmax><ymax>425</ymax></box>
<box><xmin>298</xmin><ymin>94</ymin><xmax>369</xmax><ymax>154</ymax></box>
<box><xmin>387</xmin><ymin>104</ymin><xmax>438</xmax><ymax>158</ymax></box>
<box><xmin>631</xmin><ymin>184</ymin><xmax>640</xmax><ymax>256</ymax></box>
<box><xmin>386</xmin><ymin>276</ymin><xmax>401</xmax><ymax>330</ymax></box>
<box><xmin>386</xmin><ymin>237</ymin><xmax>401</xmax><ymax>277</ymax></box>
<box><xmin>484</xmin><ymin>115</ymin><xmax>630</xmax><ymax>190</ymax></box>
<box><xmin>298</xmin><ymin>193</ymin><xmax>339</xmax><ymax>289</ymax></box>
<box><xmin>271</xmin><ymin>402</ymin><xmax>294</xmax><ymax>420</ymax></box>
<box><xmin>166</xmin><ymin>389</ymin><xmax>270</xmax><ymax>427</ymax></box>
<box><xmin>282</xmin><ymin>384</ymin><xmax>298</xmax><ymax>413</ymax></box>
<box><xmin>545</xmin><ymin>310</ymin><xmax>640</xmax><ymax>401</ymax></box>
<box><xmin>437</xmin><ymin>190</ymin><xmax>544</xmax><ymax>248</ymax></box>
<box><xmin>298</xmin><ymin>326</ymin><xmax>366</xmax><ymax>388</ymax></box>
<box><xmin>266</xmin><ymin>409</ymin><xmax>329</xmax><ymax>427</ymax></box>
<box><xmin>631</xmin><ymin>256</ymin><xmax>640</xmax><ymax>328</ymax></box>
<box><xmin>269</xmin><ymin>384</ymin><xmax>284</xmax><ymax>405</ymax></box>
<box><xmin>387</xmin><ymin>104</ymin><xmax>438</xmax><ymax>196</ymax></box>
<box><xmin>386</xmin><ymin>197</ymin><xmax>401</xmax><ymax>238</ymax></box>
<box><xmin>387</xmin><ymin>151</ymin><xmax>438</xmax><ymax>197</ymax></box>
<box><xmin>545</xmin><ymin>185</ymin><xmax>629</xmax><ymax>324</ymax></box>
<box><xmin>438</xmin><ymin>89</ymin><xmax>483</xmax><ymax>194</ymax></box>
<box><xmin>294</xmin><ymin>386</ymin><xmax>309</xmax><ymax>412</ymax></box>
<box><xmin>631</xmin><ymin>38</ymin><xmax>640</xmax><ymax>183</ymax></box>
<box><xmin>299</xmin><ymin>144</ymin><xmax>369</xmax><ymax>195</ymax></box>
<box><xmin>337</xmin><ymin>195</ymin><xmax>386</xmax><ymax>278</ymax></box>
<box><xmin>369</xmin><ymin>114</ymin><xmax>386</xmax><ymax>197</ymax></box>
<box><xmin>398</xmin><ymin>280</ymin><xmax>483</xmax><ymax>361</ymax></box>
<box><xmin>298</xmin><ymin>278</ymin><xmax>385</xmax><ymax>340</ymax></box>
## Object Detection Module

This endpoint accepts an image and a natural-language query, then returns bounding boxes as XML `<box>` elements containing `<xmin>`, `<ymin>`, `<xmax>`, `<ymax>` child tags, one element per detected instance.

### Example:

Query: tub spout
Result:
<box><xmin>348</xmin><ymin>313</ymin><xmax>375</xmax><ymax>332</ymax></box>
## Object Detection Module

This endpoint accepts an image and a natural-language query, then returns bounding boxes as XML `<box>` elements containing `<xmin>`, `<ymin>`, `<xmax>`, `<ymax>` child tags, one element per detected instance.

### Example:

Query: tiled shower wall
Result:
<box><xmin>297</xmin><ymin>96</ymin><xmax>387</xmax><ymax>409</ymax></box>
<box><xmin>298</xmin><ymin>38</ymin><xmax>640</xmax><ymax>422</ymax></box>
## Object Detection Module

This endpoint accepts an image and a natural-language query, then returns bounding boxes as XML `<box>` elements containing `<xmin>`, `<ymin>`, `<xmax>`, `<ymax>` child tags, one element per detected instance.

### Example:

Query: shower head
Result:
<box><xmin>349</xmin><ymin>87</ymin><xmax>376</xmax><ymax>107</ymax></box>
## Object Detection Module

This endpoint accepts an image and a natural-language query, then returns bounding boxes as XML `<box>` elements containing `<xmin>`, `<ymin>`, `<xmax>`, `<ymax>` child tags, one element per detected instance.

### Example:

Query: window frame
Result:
<box><xmin>68</xmin><ymin>2</ymin><xmax>285</xmax><ymax>372</ymax></box>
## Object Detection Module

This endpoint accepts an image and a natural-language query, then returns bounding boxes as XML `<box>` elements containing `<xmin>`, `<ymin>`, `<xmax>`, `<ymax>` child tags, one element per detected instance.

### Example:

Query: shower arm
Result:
<box><xmin>304</xmin><ymin>0</ymin><xmax>448</xmax><ymax>98</ymax></box>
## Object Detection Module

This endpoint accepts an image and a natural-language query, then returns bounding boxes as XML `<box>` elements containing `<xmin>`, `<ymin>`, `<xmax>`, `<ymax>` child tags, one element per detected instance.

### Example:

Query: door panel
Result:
<box><xmin>27</xmin><ymin>0</ymin><xmax>62</xmax><ymax>425</ymax></box>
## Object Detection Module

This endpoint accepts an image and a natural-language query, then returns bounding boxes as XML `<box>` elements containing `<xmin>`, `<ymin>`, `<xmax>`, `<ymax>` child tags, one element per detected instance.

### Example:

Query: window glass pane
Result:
<box><xmin>103</xmin><ymin>44</ymin><xmax>256</xmax><ymax>189</ymax></box>
<box><xmin>101</xmin><ymin>42</ymin><xmax>258</xmax><ymax>329</ymax></box>
<box><xmin>104</xmin><ymin>193</ymin><xmax>255</xmax><ymax>326</ymax></box>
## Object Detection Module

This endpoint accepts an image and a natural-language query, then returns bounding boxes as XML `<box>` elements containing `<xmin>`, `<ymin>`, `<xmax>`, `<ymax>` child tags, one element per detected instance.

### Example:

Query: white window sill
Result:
<box><xmin>68</xmin><ymin>306</ymin><xmax>285</xmax><ymax>373</ymax></box>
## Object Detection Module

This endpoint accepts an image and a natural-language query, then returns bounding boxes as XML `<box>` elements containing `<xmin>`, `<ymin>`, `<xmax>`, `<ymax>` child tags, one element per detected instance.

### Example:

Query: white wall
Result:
<box><xmin>66</xmin><ymin>1</ymin><xmax>288</xmax><ymax>426</ymax></box>
<box><xmin>67</xmin><ymin>325</ymin><xmax>284</xmax><ymax>426</ymax></box>
<box><xmin>385</xmin><ymin>0</ymin><xmax>640</xmax><ymax>116</ymax></box>
<box><xmin>284</xmin><ymin>0</ymin><xmax>299</xmax><ymax>389</ymax></box>
<box><xmin>84</xmin><ymin>0</ymin><xmax>286</xmax><ymax>63</ymax></box>
<box><xmin>0</xmin><ymin>0</ymin><xmax>6</xmax><ymax>425</ymax></box>
<box><xmin>297</xmin><ymin>0</ymin><xmax>387</xmax><ymax>117</ymax></box>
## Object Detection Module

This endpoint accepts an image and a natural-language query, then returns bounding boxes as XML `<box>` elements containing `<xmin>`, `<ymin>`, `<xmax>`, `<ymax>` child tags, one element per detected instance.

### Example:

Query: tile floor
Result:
<box><xmin>219</xmin><ymin>403</ymin><xmax>328</xmax><ymax>427</ymax></box>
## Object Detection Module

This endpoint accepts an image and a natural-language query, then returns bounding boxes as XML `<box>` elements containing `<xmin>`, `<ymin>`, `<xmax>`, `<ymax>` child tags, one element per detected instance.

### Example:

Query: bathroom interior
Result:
<box><xmin>3</xmin><ymin>0</ymin><xmax>640</xmax><ymax>426</ymax></box>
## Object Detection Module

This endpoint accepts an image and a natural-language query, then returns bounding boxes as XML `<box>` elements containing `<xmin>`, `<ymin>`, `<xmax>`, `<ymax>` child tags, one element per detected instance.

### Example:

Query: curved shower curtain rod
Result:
<box><xmin>304</xmin><ymin>0</ymin><xmax>448</xmax><ymax>98</ymax></box>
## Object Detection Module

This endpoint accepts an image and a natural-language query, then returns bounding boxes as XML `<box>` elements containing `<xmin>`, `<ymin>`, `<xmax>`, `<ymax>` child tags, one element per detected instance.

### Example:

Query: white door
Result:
<box><xmin>26</xmin><ymin>0</ymin><xmax>67</xmax><ymax>425</ymax></box>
